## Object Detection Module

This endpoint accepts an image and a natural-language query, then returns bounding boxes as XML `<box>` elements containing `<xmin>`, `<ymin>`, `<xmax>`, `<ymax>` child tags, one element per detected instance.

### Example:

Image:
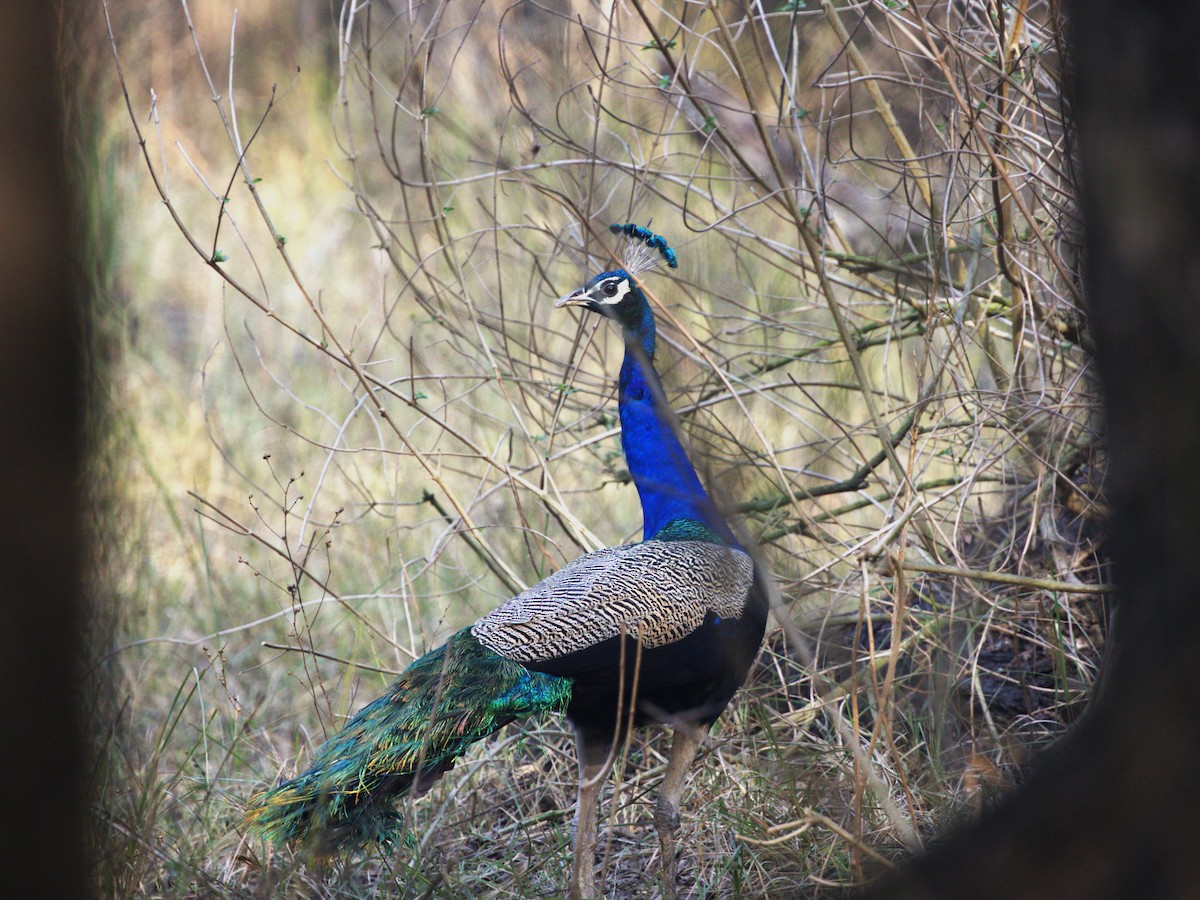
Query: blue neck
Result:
<box><xmin>616</xmin><ymin>294</ymin><xmax>724</xmax><ymax>542</ymax></box>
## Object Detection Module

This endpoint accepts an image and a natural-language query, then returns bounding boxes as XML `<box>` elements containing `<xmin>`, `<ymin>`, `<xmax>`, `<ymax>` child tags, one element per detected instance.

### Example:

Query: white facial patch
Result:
<box><xmin>590</xmin><ymin>276</ymin><xmax>631</xmax><ymax>306</ymax></box>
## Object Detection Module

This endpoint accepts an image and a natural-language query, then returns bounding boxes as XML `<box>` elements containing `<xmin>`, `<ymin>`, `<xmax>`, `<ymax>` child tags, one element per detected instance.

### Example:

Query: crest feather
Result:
<box><xmin>609</xmin><ymin>223</ymin><xmax>679</xmax><ymax>277</ymax></box>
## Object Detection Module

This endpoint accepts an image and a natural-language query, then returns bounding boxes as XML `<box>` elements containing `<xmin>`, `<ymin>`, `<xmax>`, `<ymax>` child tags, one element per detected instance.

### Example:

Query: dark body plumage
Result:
<box><xmin>476</xmin><ymin>535</ymin><xmax>762</xmax><ymax>749</ymax></box>
<box><xmin>244</xmin><ymin>229</ymin><xmax>768</xmax><ymax>896</ymax></box>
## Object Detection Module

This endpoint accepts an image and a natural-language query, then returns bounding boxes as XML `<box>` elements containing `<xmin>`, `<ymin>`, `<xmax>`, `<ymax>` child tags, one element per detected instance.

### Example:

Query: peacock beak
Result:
<box><xmin>555</xmin><ymin>289</ymin><xmax>591</xmax><ymax>308</ymax></box>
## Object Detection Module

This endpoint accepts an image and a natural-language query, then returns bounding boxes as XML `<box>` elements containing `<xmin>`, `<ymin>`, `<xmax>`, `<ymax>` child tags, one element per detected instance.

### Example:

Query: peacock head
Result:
<box><xmin>556</xmin><ymin>269</ymin><xmax>647</xmax><ymax>324</ymax></box>
<box><xmin>556</xmin><ymin>270</ymin><xmax>659</xmax><ymax>352</ymax></box>
<box><xmin>556</xmin><ymin>224</ymin><xmax>677</xmax><ymax>337</ymax></box>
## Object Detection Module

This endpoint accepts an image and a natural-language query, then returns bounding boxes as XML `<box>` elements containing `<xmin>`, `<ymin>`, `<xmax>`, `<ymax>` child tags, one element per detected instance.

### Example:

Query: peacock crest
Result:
<box><xmin>610</xmin><ymin>222</ymin><xmax>679</xmax><ymax>274</ymax></box>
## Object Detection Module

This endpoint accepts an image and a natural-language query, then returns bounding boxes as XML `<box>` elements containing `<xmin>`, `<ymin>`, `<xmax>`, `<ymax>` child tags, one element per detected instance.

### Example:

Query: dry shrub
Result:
<box><xmin>89</xmin><ymin>1</ymin><xmax>1103</xmax><ymax>895</ymax></box>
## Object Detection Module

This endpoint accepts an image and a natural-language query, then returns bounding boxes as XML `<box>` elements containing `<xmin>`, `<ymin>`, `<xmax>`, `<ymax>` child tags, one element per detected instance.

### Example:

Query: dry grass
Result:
<box><xmin>81</xmin><ymin>1</ymin><xmax>1104</xmax><ymax>896</ymax></box>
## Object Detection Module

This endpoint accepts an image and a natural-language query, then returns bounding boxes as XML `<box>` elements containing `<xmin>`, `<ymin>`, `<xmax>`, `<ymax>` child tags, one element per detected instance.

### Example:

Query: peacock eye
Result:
<box><xmin>602</xmin><ymin>280</ymin><xmax>619</xmax><ymax>296</ymax></box>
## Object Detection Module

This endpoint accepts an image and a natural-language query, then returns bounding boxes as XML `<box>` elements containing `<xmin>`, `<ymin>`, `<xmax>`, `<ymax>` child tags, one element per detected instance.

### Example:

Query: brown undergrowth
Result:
<box><xmin>81</xmin><ymin>1</ymin><xmax>1102</xmax><ymax>895</ymax></box>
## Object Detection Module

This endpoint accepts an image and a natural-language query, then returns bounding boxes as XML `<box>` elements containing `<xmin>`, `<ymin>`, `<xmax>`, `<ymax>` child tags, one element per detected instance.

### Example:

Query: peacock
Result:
<box><xmin>244</xmin><ymin>225</ymin><xmax>770</xmax><ymax>898</ymax></box>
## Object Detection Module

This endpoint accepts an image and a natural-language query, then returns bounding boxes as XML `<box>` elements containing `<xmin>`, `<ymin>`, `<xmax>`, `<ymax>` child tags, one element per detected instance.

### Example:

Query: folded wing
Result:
<box><xmin>471</xmin><ymin>540</ymin><xmax>753</xmax><ymax>664</ymax></box>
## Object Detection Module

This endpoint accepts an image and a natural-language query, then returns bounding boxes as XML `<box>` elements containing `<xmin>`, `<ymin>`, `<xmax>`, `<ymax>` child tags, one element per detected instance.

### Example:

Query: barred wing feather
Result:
<box><xmin>471</xmin><ymin>540</ymin><xmax>753</xmax><ymax>664</ymax></box>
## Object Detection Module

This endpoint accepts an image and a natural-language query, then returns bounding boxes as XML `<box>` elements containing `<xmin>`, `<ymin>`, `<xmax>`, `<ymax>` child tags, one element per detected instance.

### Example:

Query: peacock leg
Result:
<box><xmin>570</xmin><ymin>731</ymin><xmax>610</xmax><ymax>900</ymax></box>
<box><xmin>655</xmin><ymin>725</ymin><xmax>701</xmax><ymax>899</ymax></box>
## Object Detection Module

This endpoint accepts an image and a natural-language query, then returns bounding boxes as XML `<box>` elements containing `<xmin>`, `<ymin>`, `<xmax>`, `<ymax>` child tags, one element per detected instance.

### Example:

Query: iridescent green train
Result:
<box><xmin>245</xmin><ymin>628</ymin><xmax>572</xmax><ymax>852</ymax></box>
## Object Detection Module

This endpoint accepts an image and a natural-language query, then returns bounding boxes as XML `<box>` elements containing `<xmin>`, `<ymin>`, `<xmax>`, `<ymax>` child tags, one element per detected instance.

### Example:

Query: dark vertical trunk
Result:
<box><xmin>0</xmin><ymin>1</ymin><xmax>87</xmax><ymax>895</ymax></box>
<box><xmin>873</xmin><ymin>2</ymin><xmax>1200</xmax><ymax>896</ymax></box>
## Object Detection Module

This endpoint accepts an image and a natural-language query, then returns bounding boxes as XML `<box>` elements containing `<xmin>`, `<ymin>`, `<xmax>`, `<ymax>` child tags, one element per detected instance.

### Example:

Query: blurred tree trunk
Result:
<box><xmin>873</xmin><ymin>2</ymin><xmax>1200</xmax><ymax>896</ymax></box>
<box><xmin>0</xmin><ymin>1</ymin><xmax>86</xmax><ymax>896</ymax></box>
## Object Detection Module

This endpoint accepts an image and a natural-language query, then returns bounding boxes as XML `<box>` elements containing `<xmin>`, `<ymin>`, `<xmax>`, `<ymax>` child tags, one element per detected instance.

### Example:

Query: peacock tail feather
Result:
<box><xmin>244</xmin><ymin>627</ymin><xmax>572</xmax><ymax>853</ymax></box>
